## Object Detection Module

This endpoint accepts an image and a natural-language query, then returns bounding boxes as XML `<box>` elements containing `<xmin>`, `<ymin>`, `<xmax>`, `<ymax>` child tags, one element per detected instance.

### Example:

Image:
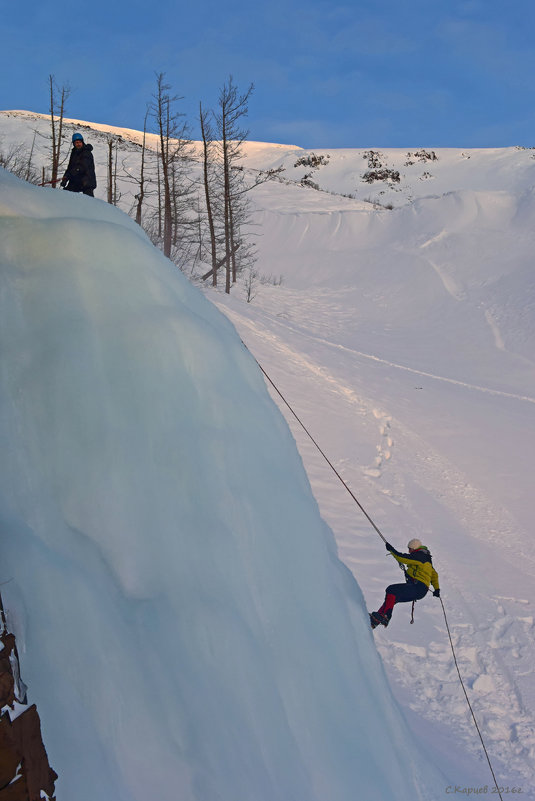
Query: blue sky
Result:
<box><xmin>3</xmin><ymin>0</ymin><xmax>535</xmax><ymax>148</ymax></box>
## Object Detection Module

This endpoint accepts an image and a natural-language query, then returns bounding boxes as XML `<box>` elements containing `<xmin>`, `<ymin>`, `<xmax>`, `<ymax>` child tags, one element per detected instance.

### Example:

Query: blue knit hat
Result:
<box><xmin>72</xmin><ymin>133</ymin><xmax>84</xmax><ymax>143</ymax></box>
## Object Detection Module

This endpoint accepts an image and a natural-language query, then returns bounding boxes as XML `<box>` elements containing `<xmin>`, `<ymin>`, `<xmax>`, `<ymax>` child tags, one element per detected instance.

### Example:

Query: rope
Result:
<box><xmin>253</xmin><ymin>356</ymin><xmax>387</xmax><ymax>542</ymax></box>
<box><xmin>440</xmin><ymin>599</ymin><xmax>503</xmax><ymax>800</ymax></box>
<box><xmin>251</xmin><ymin>352</ymin><xmax>504</xmax><ymax>798</ymax></box>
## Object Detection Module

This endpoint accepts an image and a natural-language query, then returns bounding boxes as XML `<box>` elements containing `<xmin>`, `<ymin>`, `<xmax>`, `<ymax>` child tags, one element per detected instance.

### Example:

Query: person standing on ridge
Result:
<box><xmin>61</xmin><ymin>133</ymin><xmax>97</xmax><ymax>196</ymax></box>
<box><xmin>370</xmin><ymin>538</ymin><xmax>440</xmax><ymax>629</ymax></box>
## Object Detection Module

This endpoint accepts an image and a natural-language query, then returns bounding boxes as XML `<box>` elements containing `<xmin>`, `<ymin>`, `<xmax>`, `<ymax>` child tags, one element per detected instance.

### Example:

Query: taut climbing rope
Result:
<box><xmin>440</xmin><ymin>598</ymin><xmax>504</xmax><ymax>801</ymax></box>
<box><xmin>251</xmin><ymin>351</ymin><xmax>505</xmax><ymax>801</ymax></box>
<box><xmin>252</xmin><ymin>355</ymin><xmax>388</xmax><ymax>541</ymax></box>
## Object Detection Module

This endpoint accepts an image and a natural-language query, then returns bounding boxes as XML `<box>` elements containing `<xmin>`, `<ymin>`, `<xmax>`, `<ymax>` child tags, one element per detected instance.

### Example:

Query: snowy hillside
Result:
<box><xmin>218</xmin><ymin>143</ymin><xmax>535</xmax><ymax>794</ymax></box>
<box><xmin>0</xmin><ymin>167</ymin><xmax>444</xmax><ymax>800</ymax></box>
<box><xmin>2</xmin><ymin>109</ymin><xmax>535</xmax><ymax>797</ymax></box>
<box><xmin>217</xmin><ymin>142</ymin><xmax>535</xmax><ymax>794</ymax></box>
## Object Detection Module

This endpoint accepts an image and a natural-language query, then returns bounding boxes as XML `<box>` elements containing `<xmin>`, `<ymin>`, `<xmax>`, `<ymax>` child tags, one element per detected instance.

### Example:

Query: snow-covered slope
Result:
<box><xmin>2</xmin><ymin>109</ymin><xmax>535</xmax><ymax>796</ymax></box>
<box><xmin>0</xmin><ymin>167</ymin><xmax>444</xmax><ymax>801</ymax></box>
<box><xmin>212</xmin><ymin>148</ymin><xmax>535</xmax><ymax>793</ymax></box>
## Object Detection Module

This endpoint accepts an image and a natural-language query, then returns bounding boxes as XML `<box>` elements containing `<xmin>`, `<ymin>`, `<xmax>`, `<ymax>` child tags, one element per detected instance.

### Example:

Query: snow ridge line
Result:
<box><xmin>332</xmin><ymin>343</ymin><xmax>535</xmax><ymax>404</ymax></box>
<box><xmin>226</xmin><ymin>305</ymin><xmax>532</xmax><ymax>559</ymax></box>
<box><xmin>237</xmin><ymin>306</ymin><xmax>535</xmax><ymax>405</ymax></box>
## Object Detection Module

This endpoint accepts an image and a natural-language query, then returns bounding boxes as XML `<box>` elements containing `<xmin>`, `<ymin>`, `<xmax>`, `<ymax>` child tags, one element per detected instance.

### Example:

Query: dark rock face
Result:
<box><xmin>0</xmin><ymin>627</ymin><xmax>57</xmax><ymax>801</ymax></box>
<box><xmin>0</xmin><ymin>634</ymin><xmax>16</xmax><ymax>710</ymax></box>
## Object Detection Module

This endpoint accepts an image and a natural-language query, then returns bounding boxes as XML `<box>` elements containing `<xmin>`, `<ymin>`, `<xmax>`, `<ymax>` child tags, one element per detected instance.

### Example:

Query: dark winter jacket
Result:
<box><xmin>62</xmin><ymin>143</ymin><xmax>97</xmax><ymax>192</ymax></box>
<box><xmin>388</xmin><ymin>545</ymin><xmax>439</xmax><ymax>590</ymax></box>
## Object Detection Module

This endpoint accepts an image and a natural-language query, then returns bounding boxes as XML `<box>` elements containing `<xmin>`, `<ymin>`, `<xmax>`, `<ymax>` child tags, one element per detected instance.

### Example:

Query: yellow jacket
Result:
<box><xmin>390</xmin><ymin>546</ymin><xmax>439</xmax><ymax>590</ymax></box>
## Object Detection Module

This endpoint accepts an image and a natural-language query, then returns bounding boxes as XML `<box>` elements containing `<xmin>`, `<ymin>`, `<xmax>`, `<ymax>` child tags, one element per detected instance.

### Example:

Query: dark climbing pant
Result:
<box><xmin>377</xmin><ymin>580</ymin><xmax>428</xmax><ymax>619</ymax></box>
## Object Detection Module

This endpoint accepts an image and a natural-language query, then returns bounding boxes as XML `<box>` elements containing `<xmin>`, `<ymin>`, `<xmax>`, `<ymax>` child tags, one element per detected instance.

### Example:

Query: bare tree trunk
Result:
<box><xmin>229</xmin><ymin>200</ymin><xmax>238</xmax><ymax>284</ymax></box>
<box><xmin>113</xmin><ymin>141</ymin><xmax>118</xmax><ymax>204</ymax></box>
<box><xmin>25</xmin><ymin>132</ymin><xmax>37</xmax><ymax>183</ymax></box>
<box><xmin>156</xmin><ymin>143</ymin><xmax>162</xmax><ymax>239</ymax></box>
<box><xmin>107</xmin><ymin>139</ymin><xmax>113</xmax><ymax>204</ymax></box>
<box><xmin>172</xmin><ymin>163</ymin><xmax>178</xmax><ymax>247</ymax></box>
<box><xmin>199</xmin><ymin>103</ymin><xmax>218</xmax><ymax>286</ymax></box>
<box><xmin>49</xmin><ymin>76</ymin><xmax>70</xmax><ymax>185</ymax></box>
<box><xmin>57</xmin><ymin>86</ymin><xmax>67</xmax><ymax>179</ymax></box>
<box><xmin>222</xmin><ymin>120</ymin><xmax>232</xmax><ymax>293</ymax></box>
<box><xmin>224</xmin><ymin>183</ymin><xmax>232</xmax><ymax>292</ymax></box>
<box><xmin>215</xmin><ymin>77</ymin><xmax>254</xmax><ymax>294</ymax></box>
<box><xmin>49</xmin><ymin>76</ymin><xmax>57</xmax><ymax>184</ymax></box>
<box><xmin>135</xmin><ymin>112</ymin><xmax>148</xmax><ymax>226</ymax></box>
<box><xmin>201</xmin><ymin>242</ymin><xmax>240</xmax><ymax>281</ymax></box>
<box><xmin>150</xmin><ymin>72</ymin><xmax>192</xmax><ymax>264</ymax></box>
<box><xmin>154</xmin><ymin>75</ymin><xmax>173</xmax><ymax>258</ymax></box>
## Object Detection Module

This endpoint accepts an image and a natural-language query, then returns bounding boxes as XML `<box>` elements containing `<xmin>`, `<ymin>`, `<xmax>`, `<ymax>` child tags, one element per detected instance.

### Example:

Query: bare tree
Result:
<box><xmin>215</xmin><ymin>77</ymin><xmax>254</xmax><ymax>292</ymax></box>
<box><xmin>149</xmin><ymin>73</ymin><xmax>193</xmax><ymax>260</ymax></box>
<box><xmin>199</xmin><ymin>102</ymin><xmax>219</xmax><ymax>285</ymax></box>
<box><xmin>200</xmin><ymin>77</ymin><xmax>283</xmax><ymax>292</ymax></box>
<box><xmin>243</xmin><ymin>266</ymin><xmax>259</xmax><ymax>303</ymax></box>
<box><xmin>107</xmin><ymin>138</ymin><xmax>114</xmax><ymax>204</ymax></box>
<box><xmin>48</xmin><ymin>75</ymin><xmax>70</xmax><ymax>186</ymax></box>
<box><xmin>155</xmin><ymin>141</ymin><xmax>162</xmax><ymax>239</ymax></box>
<box><xmin>106</xmin><ymin>137</ymin><xmax>120</xmax><ymax>205</ymax></box>
<box><xmin>134</xmin><ymin>109</ymin><xmax>149</xmax><ymax>226</ymax></box>
<box><xmin>0</xmin><ymin>140</ymin><xmax>39</xmax><ymax>184</ymax></box>
<box><xmin>26</xmin><ymin>131</ymin><xmax>37</xmax><ymax>183</ymax></box>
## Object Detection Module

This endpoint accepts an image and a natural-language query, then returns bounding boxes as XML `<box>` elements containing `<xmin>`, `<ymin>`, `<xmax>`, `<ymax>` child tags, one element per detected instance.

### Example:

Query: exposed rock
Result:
<box><xmin>0</xmin><ymin>635</ymin><xmax>16</xmax><ymax>709</ymax></box>
<box><xmin>0</xmin><ymin>626</ymin><xmax>57</xmax><ymax>800</ymax></box>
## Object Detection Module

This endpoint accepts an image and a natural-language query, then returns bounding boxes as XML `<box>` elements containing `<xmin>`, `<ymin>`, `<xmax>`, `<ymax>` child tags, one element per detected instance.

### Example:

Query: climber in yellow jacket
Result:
<box><xmin>370</xmin><ymin>538</ymin><xmax>440</xmax><ymax>629</ymax></box>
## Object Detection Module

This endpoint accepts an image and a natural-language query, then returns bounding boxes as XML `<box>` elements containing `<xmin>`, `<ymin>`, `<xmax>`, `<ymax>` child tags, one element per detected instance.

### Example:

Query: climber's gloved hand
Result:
<box><xmin>433</xmin><ymin>589</ymin><xmax>440</xmax><ymax>598</ymax></box>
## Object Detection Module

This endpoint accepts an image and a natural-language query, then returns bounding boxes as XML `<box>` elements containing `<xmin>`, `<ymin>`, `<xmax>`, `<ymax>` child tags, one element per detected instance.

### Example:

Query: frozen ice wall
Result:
<box><xmin>0</xmin><ymin>169</ymin><xmax>440</xmax><ymax>800</ymax></box>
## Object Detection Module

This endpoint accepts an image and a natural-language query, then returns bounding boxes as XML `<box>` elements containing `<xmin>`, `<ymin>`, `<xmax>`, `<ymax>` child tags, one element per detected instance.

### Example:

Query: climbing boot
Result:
<box><xmin>370</xmin><ymin>611</ymin><xmax>390</xmax><ymax>629</ymax></box>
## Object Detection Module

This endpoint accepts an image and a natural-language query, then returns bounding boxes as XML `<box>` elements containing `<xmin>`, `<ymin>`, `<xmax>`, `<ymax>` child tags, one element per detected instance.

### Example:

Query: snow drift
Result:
<box><xmin>0</xmin><ymin>169</ymin><xmax>440</xmax><ymax>800</ymax></box>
